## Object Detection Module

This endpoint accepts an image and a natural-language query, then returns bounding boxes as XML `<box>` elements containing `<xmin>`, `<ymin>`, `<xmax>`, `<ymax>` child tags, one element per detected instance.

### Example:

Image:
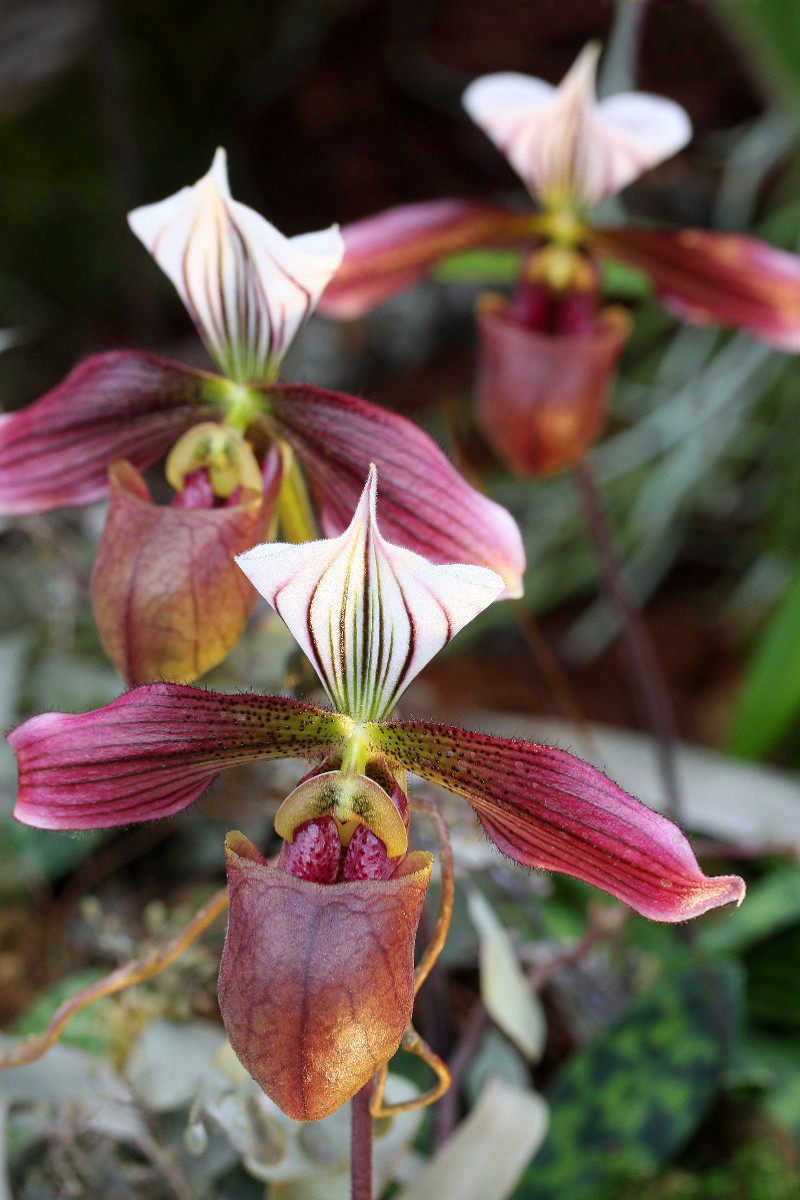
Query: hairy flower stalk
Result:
<box><xmin>0</xmin><ymin>150</ymin><xmax>524</xmax><ymax>686</ymax></box>
<box><xmin>5</xmin><ymin>468</ymin><xmax>744</xmax><ymax>1128</ymax></box>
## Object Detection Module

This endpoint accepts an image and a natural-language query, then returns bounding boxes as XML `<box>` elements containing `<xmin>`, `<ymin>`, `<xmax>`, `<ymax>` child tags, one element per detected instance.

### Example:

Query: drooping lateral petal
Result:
<box><xmin>592</xmin><ymin>226</ymin><xmax>800</xmax><ymax>351</ymax></box>
<box><xmin>236</xmin><ymin>467</ymin><xmax>504</xmax><ymax>721</ymax></box>
<box><xmin>318</xmin><ymin>199</ymin><xmax>536</xmax><ymax>318</ymax></box>
<box><xmin>463</xmin><ymin>43</ymin><xmax>691</xmax><ymax>210</ymax></box>
<box><xmin>128</xmin><ymin>148</ymin><xmax>344</xmax><ymax>382</ymax></box>
<box><xmin>8</xmin><ymin>684</ymin><xmax>348</xmax><ymax>830</ymax></box>
<box><xmin>0</xmin><ymin>352</ymin><xmax>221</xmax><ymax>515</ymax></box>
<box><xmin>91</xmin><ymin>457</ymin><xmax>281</xmax><ymax>685</ymax></box>
<box><xmin>365</xmin><ymin>721</ymin><xmax>745</xmax><ymax>922</ymax></box>
<box><xmin>219</xmin><ymin>830</ymin><xmax>432</xmax><ymax>1120</ymax></box>
<box><xmin>264</xmin><ymin>382</ymin><xmax>525</xmax><ymax>596</ymax></box>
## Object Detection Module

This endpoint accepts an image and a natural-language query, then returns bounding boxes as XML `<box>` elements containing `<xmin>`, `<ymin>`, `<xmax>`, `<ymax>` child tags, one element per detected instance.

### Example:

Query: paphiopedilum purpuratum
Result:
<box><xmin>319</xmin><ymin>44</ymin><xmax>800</xmax><ymax>475</ymax></box>
<box><xmin>6</xmin><ymin>468</ymin><xmax>744</xmax><ymax>1121</ymax></box>
<box><xmin>0</xmin><ymin>151</ymin><xmax>524</xmax><ymax>685</ymax></box>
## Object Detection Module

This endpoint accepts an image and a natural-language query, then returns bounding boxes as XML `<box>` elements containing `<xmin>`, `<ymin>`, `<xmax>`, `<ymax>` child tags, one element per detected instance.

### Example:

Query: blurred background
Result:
<box><xmin>3</xmin><ymin>1</ymin><xmax>800</xmax><ymax>1197</ymax></box>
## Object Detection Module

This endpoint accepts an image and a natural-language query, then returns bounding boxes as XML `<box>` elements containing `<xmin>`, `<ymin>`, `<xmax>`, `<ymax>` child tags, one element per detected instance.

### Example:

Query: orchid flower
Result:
<box><xmin>320</xmin><ymin>42</ymin><xmax>800</xmax><ymax>355</ymax></box>
<box><xmin>7</xmin><ymin>468</ymin><xmax>744</xmax><ymax>1121</ymax></box>
<box><xmin>0</xmin><ymin>151</ymin><xmax>524</xmax><ymax>685</ymax></box>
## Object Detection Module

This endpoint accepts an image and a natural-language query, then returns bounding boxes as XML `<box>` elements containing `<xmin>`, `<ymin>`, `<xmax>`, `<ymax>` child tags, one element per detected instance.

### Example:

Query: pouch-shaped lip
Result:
<box><xmin>218</xmin><ymin>831</ymin><xmax>432</xmax><ymax>1121</ymax></box>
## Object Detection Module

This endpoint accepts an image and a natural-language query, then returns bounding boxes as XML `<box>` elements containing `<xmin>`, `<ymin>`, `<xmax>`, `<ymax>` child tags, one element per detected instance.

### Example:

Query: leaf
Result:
<box><xmin>0</xmin><ymin>1036</ymin><xmax>128</xmax><ymax>1105</ymax></box>
<box><xmin>433</xmin><ymin>248</ymin><xmax>523</xmax><ymax>285</ymax></box>
<box><xmin>599</xmin><ymin>257</ymin><xmax>652</xmax><ymax>301</ymax></box>
<box><xmin>395</xmin><ymin>1078</ymin><xmax>548</xmax><ymax>1200</ymax></box>
<box><xmin>726</xmin><ymin>556</ymin><xmax>800</xmax><ymax>759</ymax></box>
<box><xmin>714</xmin><ymin>0</ymin><xmax>800</xmax><ymax>110</ymax></box>
<box><xmin>0</xmin><ymin>819</ymin><xmax>107</xmax><ymax>891</ymax></box>
<box><xmin>10</xmin><ymin>970</ymin><xmax>124</xmax><ymax>1058</ymax></box>
<box><xmin>746</xmin><ymin>925</ymin><xmax>800</xmax><ymax>1028</ymax></box>
<box><xmin>464</xmin><ymin>1028</ymin><xmax>531</xmax><ymax>1107</ymax></box>
<box><xmin>467</xmin><ymin>889</ymin><xmax>546</xmax><ymax>1062</ymax></box>
<box><xmin>737</xmin><ymin>1032</ymin><xmax>800</xmax><ymax>1137</ymax></box>
<box><xmin>125</xmin><ymin>1019</ymin><xmax>227</xmax><ymax>1111</ymax></box>
<box><xmin>512</xmin><ymin>962</ymin><xmax>742</xmax><ymax>1200</ymax></box>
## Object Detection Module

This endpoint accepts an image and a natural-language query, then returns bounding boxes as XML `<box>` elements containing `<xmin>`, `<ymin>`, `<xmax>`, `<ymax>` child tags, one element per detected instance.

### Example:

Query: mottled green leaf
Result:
<box><xmin>511</xmin><ymin>962</ymin><xmax>742</xmax><ymax>1200</ymax></box>
<box><xmin>736</xmin><ymin>1032</ymin><xmax>800</xmax><ymax>1138</ymax></box>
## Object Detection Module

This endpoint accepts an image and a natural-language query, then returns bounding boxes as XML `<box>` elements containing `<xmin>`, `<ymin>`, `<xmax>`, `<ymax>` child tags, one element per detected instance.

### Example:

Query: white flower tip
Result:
<box><xmin>209</xmin><ymin>147</ymin><xmax>230</xmax><ymax>191</ymax></box>
<box><xmin>564</xmin><ymin>40</ymin><xmax>601</xmax><ymax>95</ymax></box>
<box><xmin>462</xmin><ymin>40</ymin><xmax>692</xmax><ymax>210</ymax></box>
<box><xmin>364</xmin><ymin>461</ymin><xmax>378</xmax><ymax>508</ymax></box>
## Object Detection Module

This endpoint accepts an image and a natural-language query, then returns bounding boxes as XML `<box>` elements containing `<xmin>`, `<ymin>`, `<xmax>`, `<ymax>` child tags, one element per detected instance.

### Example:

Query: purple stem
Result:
<box><xmin>572</xmin><ymin>456</ymin><xmax>682</xmax><ymax>819</ymax></box>
<box><xmin>351</xmin><ymin>1077</ymin><xmax>374</xmax><ymax>1200</ymax></box>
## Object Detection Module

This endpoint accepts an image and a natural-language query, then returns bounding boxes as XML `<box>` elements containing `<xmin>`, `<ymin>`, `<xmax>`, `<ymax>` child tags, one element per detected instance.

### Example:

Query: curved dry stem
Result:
<box><xmin>369</xmin><ymin>1026</ymin><xmax>452</xmax><ymax>1118</ymax></box>
<box><xmin>0</xmin><ymin>886</ymin><xmax>229</xmax><ymax>1070</ymax></box>
<box><xmin>410</xmin><ymin>795</ymin><xmax>454</xmax><ymax>995</ymax></box>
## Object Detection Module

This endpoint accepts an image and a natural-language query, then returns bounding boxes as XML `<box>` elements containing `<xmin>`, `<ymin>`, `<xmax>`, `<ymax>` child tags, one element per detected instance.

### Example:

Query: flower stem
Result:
<box><xmin>572</xmin><ymin>456</ymin><xmax>682</xmax><ymax>819</ymax></box>
<box><xmin>351</xmin><ymin>1078</ymin><xmax>375</xmax><ymax>1200</ymax></box>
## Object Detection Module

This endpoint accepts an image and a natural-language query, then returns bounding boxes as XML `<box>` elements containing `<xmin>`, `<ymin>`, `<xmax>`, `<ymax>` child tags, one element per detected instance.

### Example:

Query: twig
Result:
<box><xmin>351</xmin><ymin>1078</ymin><xmax>374</xmax><ymax>1200</ymax></box>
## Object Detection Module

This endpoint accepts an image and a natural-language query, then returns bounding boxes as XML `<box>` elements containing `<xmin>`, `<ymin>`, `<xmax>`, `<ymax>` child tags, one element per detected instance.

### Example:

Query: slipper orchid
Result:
<box><xmin>320</xmin><ymin>42</ymin><xmax>800</xmax><ymax>354</ymax></box>
<box><xmin>7</xmin><ymin>469</ymin><xmax>744</xmax><ymax>1120</ymax></box>
<box><xmin>0</xmin><ymin>151</ymin><xmax>524</xmax><ymax>684</ymax></box>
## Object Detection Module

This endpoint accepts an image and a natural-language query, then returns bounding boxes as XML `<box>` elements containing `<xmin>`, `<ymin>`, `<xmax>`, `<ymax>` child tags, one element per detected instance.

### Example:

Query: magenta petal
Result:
<box><xmin>0</xmin><ymin>352</ymin><xmax>222</xmax><ymax>514</ymax></box>
<box><xmin>267</xmin><ymin>383</ymin><xmax>525</xmax><ymax>596</ymax></box>
<box><xmin>318</xmin><ymin>199</ymin><xmax>536</xmax><ymax>318</ymax></box>
<box><xmin>8</xmin><ymin>685</ymin><xmax>348</xmax><ymax>830</ymax></box>
<box><xmin>594</xmin><ymin>226</ymin><xmax>800</xmax><ymax>351</ymax></box>
<box><xmin>368</xmin><ymin>722</ymin><xmax>745</xmax><ymax>922</ymax></box>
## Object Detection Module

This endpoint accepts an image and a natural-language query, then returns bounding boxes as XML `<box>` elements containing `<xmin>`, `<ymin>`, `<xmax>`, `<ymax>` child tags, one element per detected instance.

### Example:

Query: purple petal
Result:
<box><xmin>266</xmin><ymin>383</ymin><xmax>525</xmax><ymax>596</ymax></box>
<box><xmin>367</xmin><ymin>721</ymin><xmax>745</xmax><ymax>923</ymax></box>
<box><xmin>0</xmin><ymin>352</ymin><xmax>222</xmax><ymax>514</ymax></box>
<box><xmin>318</xmin><ymin>199</ymin><xmax>535</xmax><ymax>318</ymax></box>
<box><xmin>594</xmin><ymin>226</ymin><xmax>800</xmax><ymax>351</ymax></box>
<box><xmin>8</xmin><ymin>685</ymin><xmax>348</xmax><ymax>830</ymax></box>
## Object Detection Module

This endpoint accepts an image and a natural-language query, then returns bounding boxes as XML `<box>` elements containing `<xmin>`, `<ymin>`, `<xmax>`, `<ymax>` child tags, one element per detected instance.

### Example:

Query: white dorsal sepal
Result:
<box><xmin>236</xmin><ymin>466</ymin><xmax>505</xmax><ymax>721</ymax></box>
<box><xmin>463</xmin><ymin>43</ymin><xmax>691</xmax><ymax>212</ymax></box>
<box><xmin>128</xmin><ymin>148</ymin><xmax>344</xmax><ymax>383</ymax></box>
